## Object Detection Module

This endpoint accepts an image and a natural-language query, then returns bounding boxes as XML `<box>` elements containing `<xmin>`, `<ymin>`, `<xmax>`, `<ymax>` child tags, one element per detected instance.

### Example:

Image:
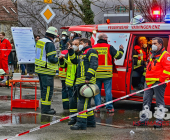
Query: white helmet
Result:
<box><xmin>74</xmin><ymin>31</ymin><xmax>82</xmax><ymax>35</ymax></box>
<box><xmin>62</xmin><ymin>31</ymin><xmax>67</xmax><ymax>36</ymax></box>
<box><xmin>130</xmin><ymin>15</ymin><xmax>145</xmax><ymax>25</ymax></box>
<box><xmin>0</xmin><ymin>69</ymin><xmax>5</xmax><ymax>75</ymax></box>
<box><xmin>46</xmin><ymin>26</ymin><xmax>58</xmax><ymax>36</ymax></box>
<box><xmin>80</xmin><ymin>84</ymin><xmax>99</xmax><ymax>98</ymax></box>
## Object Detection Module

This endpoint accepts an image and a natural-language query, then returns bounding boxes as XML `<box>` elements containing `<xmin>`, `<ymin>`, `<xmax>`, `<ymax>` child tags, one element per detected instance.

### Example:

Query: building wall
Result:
<box><xmin>0</xmin><ymin>22</ymin><xmax>17</xmax><ymax>41</ymax></box>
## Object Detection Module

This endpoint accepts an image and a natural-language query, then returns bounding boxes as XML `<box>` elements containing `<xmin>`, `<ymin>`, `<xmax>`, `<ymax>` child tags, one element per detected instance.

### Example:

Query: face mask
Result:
<box><xmin>72</xmin><ymin>45</ymin><xmax>78</xmax><ymax>51</ymax></box>
<box><xmin>143</xmin><ymin>44</ymin><xmax>147</xmax><ymax>48</ymax></box>
<box><xmin>152</xmin><ymin>45</ymin><xmax>158</xmax><ymax>51</ymax></box>
<box><xmin>62</xmin><ymin>36</ymin><xmax>66</xmax><ymax>40</ymax></box>
<box><xmin>79</xmin><ymin>45</ymin><xmax>84</xmax><ymax>51</ymax></box>
<box><xmin>71</xmin><ymin>33</ymin><xmax>74</xmax><ymax>37</ymax></box>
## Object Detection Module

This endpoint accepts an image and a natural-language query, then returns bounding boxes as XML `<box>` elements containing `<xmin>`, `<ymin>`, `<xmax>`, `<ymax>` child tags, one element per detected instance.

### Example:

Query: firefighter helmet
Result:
<box><xmin>74</xmin><ymin>31</ymin><xmax>82</xmax><ymax>35</ymax></box>
<box><xmin>130</xmin><ymin>15</ymin><xmax>145</xmax><ymax>25</ymax></box>
<box><xmin>46</xmin><ymin>26</ymin><xmax>58</xmax><ymax>36</ymax></box>
<box><xmin>62</xmin><ymin>31</ymin><xmax>68</xmax><ymax>36</ymax></box>
<box><xmin>80</xmin><ymin>84</ymin><xmax>99</xmax><ymax>98</ymax></box>
<box><xmin>0</xmin><ymin>69</ymin><xmax>5</xmax><ymax>75</ymax></box>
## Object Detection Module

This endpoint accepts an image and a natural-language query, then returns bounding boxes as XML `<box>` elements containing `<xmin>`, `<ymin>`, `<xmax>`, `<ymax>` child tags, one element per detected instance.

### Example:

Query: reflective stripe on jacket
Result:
<box><xmin>145</xmin><ymin>48</ymin><xmax>170</xmax><ymax>87</ymax></box>
<box><xmin>65</xmin><ymin>55</ymin><xmax>77</xmax><ymax>87</ymax></box>
<box><xmin>68</xmin><ymin>46</ymin><xmax>98</xmax><ymax>85</ymax></box>
<box><xmin>59</xmin><ymin>50</ymin><xmax>68</xmax><ymax>78</ymax></box>
<box><xmin>92</xmin><ymin>40</ymin><xmax>123</xmax><ymax>78</ymax></box>
<box><xmin>35</xmin><ymin>38</ymin><xmax>58</xmax><ymax>75</ymax></box>
<box><xmin>133</xmin><ymin>45</ymin><xmax>148</xmax><ymax>69</ymax></box>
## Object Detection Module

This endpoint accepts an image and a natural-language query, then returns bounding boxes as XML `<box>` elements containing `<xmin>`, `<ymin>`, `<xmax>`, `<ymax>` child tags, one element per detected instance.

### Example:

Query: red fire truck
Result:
<box><xmin>61</xmin><ymin>21</ymin><xmax>170</xmax><ymax>106</ymax></box>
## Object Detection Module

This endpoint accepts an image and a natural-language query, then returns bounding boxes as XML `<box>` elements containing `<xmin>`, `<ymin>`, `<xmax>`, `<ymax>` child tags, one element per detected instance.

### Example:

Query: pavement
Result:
<box><xmin>0</xmin><ymin>78</ymin><xmax>170</xmax><ymax>140</ymax></box>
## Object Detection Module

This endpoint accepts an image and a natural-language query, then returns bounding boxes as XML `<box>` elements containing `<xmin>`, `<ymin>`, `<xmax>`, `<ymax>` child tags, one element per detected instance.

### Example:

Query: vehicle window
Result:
<box><xmin>94</xmin><ymin>33</ymin><xmax>130</xmax><ymax>66</ymax></box>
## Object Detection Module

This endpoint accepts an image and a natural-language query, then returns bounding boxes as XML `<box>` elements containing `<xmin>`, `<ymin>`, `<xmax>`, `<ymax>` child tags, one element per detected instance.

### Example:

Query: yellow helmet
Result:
<box><xmin>46</xmin><ymin>26</ymin><xmax>58</xmax><ymax>36</ymax></box>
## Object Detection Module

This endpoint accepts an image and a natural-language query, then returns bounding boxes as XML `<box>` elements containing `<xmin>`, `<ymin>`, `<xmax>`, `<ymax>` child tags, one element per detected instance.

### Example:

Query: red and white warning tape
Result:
<box><xmin>4</xmin><ymin>80</ymin><xmax>170</xmax><ymax>140</ymax></box>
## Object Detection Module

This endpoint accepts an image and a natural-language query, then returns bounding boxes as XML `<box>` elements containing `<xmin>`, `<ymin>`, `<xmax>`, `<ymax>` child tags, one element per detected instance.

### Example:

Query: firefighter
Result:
<box><xmin>35</xmin><ymin>26</ymin><xmax>59</xmax><ymax>115</ymax></box>
<box><xmin>60</xmin><ymin>31</ymin><xmax>69</xmax><ymax>51</ymax></box>
<box><xmin>0</xmin><ymin>32</ymin><xmax>12</xmax><ymax>83</ymax></box>
<box><xmin>92</xmin><ymin>33</ymin><xmax>124</xmax><ymax>113</ymax></box>
<box><xmin>59</xmin><ymin>49</ymin><xmax>69</xmax><ymax>109</ymax></box>
<box><xmin>59</xmin><ymin>39</ymin><xmax>79</xmax><ymax>125</ymax></box>
<box><xmin>133</xmin><ymin>37</ymin><xmax>149</xmax><ymax>89</ymax></box>
<box><xmin>68</xmin><ymin>38</ymin><xmax>98</xmax><ymax>130</ymax></box>
<box><xmin>134</xmin><ymin>37</ymin><xmax>170</xmax><ymax>128</ymax></box>
<box><xmin>70</xmin><ymin>31</ymin><xmax>82</xmax><ymax>41</ymax></box>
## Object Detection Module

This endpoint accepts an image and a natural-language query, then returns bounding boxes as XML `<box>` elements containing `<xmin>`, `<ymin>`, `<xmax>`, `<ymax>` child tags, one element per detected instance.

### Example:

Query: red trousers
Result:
<box><xmin>0</xmin><ymin>58</ymin><xmax>9</xmax><ymax>74</ymax></box>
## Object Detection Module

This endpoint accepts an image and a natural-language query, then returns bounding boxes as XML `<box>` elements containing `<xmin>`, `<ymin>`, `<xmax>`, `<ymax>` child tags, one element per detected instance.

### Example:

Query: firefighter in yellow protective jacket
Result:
<box><xmin>35</xmin><ymin>27</ymin><xmax>59</xmax><ymax>115</ymax></box>
<box><xmin>59</xmin><ymin>49</ymin><xmax>69</xmax><ymax>109</ymax></box>
<box><xmin>68</xmin><ymin>38</ymin><xmax>98</xmax><ymax>130</ymax></box>
<box><xmin>59</xmin><ymin>39</ymin><xmax>79</xmax><ymax>125</ymax></box>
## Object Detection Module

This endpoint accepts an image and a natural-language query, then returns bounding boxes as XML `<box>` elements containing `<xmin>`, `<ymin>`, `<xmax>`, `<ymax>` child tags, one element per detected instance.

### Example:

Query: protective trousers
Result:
<box><xmin>61</xmin><ymin>80</ymin><xmax>69</xmax><ymax>109</ymax></box>
<box><xmin>134</xmin><ymin>66</ymin><xmax>145</xmax><ymax>84</ymax></box>
<box><xmin>75</xmin><ymin>86</ymin><xmax>95</xmax><ymax>128</ymax></box>
<box><xmin>68</xmin><ymin>86</ymin><xmax>77</xmax><ymax>121</ymax></box>
<box><xmin>140</xmin><ymin>81</ymin><xmax>166</xmax><ymax>121</ymax></box>
<box><xmin>38</xmin><ymin>74</ymin><xmax>54</xmax><ymax>113</ymax></box>
<box><xmin>0</xmin><ymin>58</ymin><xmax>8</xmax><ymax>73</ymax></box>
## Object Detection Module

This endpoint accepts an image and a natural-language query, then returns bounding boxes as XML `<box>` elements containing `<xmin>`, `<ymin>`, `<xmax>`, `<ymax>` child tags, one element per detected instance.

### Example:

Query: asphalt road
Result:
<box><xmin>0</xmin><ymin>87</ymin><xmax>170</xmax><ymax>140</ymax></box>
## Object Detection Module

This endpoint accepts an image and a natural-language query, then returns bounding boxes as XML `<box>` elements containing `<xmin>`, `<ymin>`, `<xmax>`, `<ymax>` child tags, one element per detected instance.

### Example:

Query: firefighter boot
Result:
<box><xmin>41</xmin><ymin>104</ymin><xmax>56</xmax><ymax>115</ymax></box>
<box><xmin>70</xmin><ymin>118</ymin><xmax>87</xmax><ymax>130</ymax></box>
<box><xmin>68</xmin><ymin>118</ymin><xmax>77</xmax><ymax>125</ymax></box>
<box><xmin>68</xmin><ymin>113</ymin><xmax>77</xmax><ymax>125</ymax></box>
<box><xmin>154</xmin><ymin>119</ymin><xmax>162</xmax><ymax>128</ymax></box>
<box><xmin>87</xmin><ymin>115</ymin><xmax>96</xmax><ymax>127</ymax></box>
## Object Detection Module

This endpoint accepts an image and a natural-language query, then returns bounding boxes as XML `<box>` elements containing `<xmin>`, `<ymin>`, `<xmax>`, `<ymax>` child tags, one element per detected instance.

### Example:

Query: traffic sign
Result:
<box><xmin>44</xmin><ymin>0</ymin><xmax>52</xmax><ymax>4</ymax></box>
<box><xmin>40</xmin><ymin>5</ymin><xmax>55</xmax><ymax>24</ymax></box>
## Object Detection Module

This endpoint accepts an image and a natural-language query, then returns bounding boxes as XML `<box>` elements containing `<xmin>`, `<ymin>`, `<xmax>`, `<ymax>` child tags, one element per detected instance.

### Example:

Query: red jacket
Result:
<box><xmin>0</xmin><ymin>39</ymin><xmax>12</xmax><ymax>60</ymax></box>
<box><xmin>59</xmin><ymin>50</ymin><xmax>68</xmax><ymax>78</ymax></box>
<box><xmin>145</xmin><ymin>48</ymin><xmax>170</xmax><ymax>87</ymax></box>
<box><xmin>134</xmin><ymin>45</ymin><xmax>148</xmax><ymax>62</ymax></box>
<box><xmin>92</xmin><ymin>39</ymin><xmax>123</xmax><ymax>78</ymax></box>
<box><xmin>92</xmin><ymin>43</ymin><xmax>113</xmax><ymax>69</ymax></box>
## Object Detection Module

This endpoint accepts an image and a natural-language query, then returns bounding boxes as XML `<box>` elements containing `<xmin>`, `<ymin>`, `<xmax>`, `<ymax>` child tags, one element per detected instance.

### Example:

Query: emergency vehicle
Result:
<box><xmin>61</xmin><ymin>18</ymin><xmax>170</xmax><ymax>106</ymax></box>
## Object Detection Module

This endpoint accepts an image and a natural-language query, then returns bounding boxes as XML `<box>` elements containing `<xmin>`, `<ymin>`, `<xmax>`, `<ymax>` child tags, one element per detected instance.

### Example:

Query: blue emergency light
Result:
<box><xmin>165</xmin><ymin>14</ymin><xmax>170</xmax><ymax>23</ymax></box>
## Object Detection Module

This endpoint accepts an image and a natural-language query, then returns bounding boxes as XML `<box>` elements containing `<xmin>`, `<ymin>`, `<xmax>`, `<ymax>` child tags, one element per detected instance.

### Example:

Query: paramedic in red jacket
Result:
<box><xmin>134</xmin><ymin>37</ymin><xmax>170</xmax><ymax>128</ymax></box>
<box><xmin>0</xmin><ymin>32</ymin><xmax>12</xmax><ymax>82</ymax></box>
<box><xmin>133</xmin><ymin>37</ymin><xmax>149</xmax><ymax>89</ymax></box>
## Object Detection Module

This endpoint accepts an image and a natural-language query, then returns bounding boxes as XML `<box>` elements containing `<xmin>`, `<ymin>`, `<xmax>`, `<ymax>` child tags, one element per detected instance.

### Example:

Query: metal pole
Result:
<box><xmin>129</xmin><ymin>0</ymin><xmax>134</xmax><ymax>22</ymax></box>
<box><xmin>46</xmin><ymin>24</ymin><xmax>48</xmax><ymax>30</ymax></box>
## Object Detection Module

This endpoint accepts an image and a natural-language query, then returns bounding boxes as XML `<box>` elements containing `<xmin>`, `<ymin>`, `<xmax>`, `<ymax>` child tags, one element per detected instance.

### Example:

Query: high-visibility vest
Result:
<box><xmin>35</xmin><ymin>38</ymin><xmax>58</xmax><ymax>70</ymax></box>
<box><xmin>59</xmin><ymin>68</ymin><xmax>67</xmax><ymax>78</ymax></box>
<box><xmin>59</xmin><ymin>50</ymin><xmax>68</xmax><ymax>78</ymax></box>
<box><xmin>92</xmin><ymin>43</ymin><xmax>113</xmax><ymax>78</ymax></box>
<box><xmin>133</xmin><ymin>45</ymin><xmax>147</xmax><ymax>69</ymax></box>
<box><xmin>65</xmin><ymin>55</ymin><xmax>77</xmax><ymax>87</ymax></box>
<box><xmin>145</xmin><ymin>48</ymin><xmax>170</xmax><ymax>87</ymax></box>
